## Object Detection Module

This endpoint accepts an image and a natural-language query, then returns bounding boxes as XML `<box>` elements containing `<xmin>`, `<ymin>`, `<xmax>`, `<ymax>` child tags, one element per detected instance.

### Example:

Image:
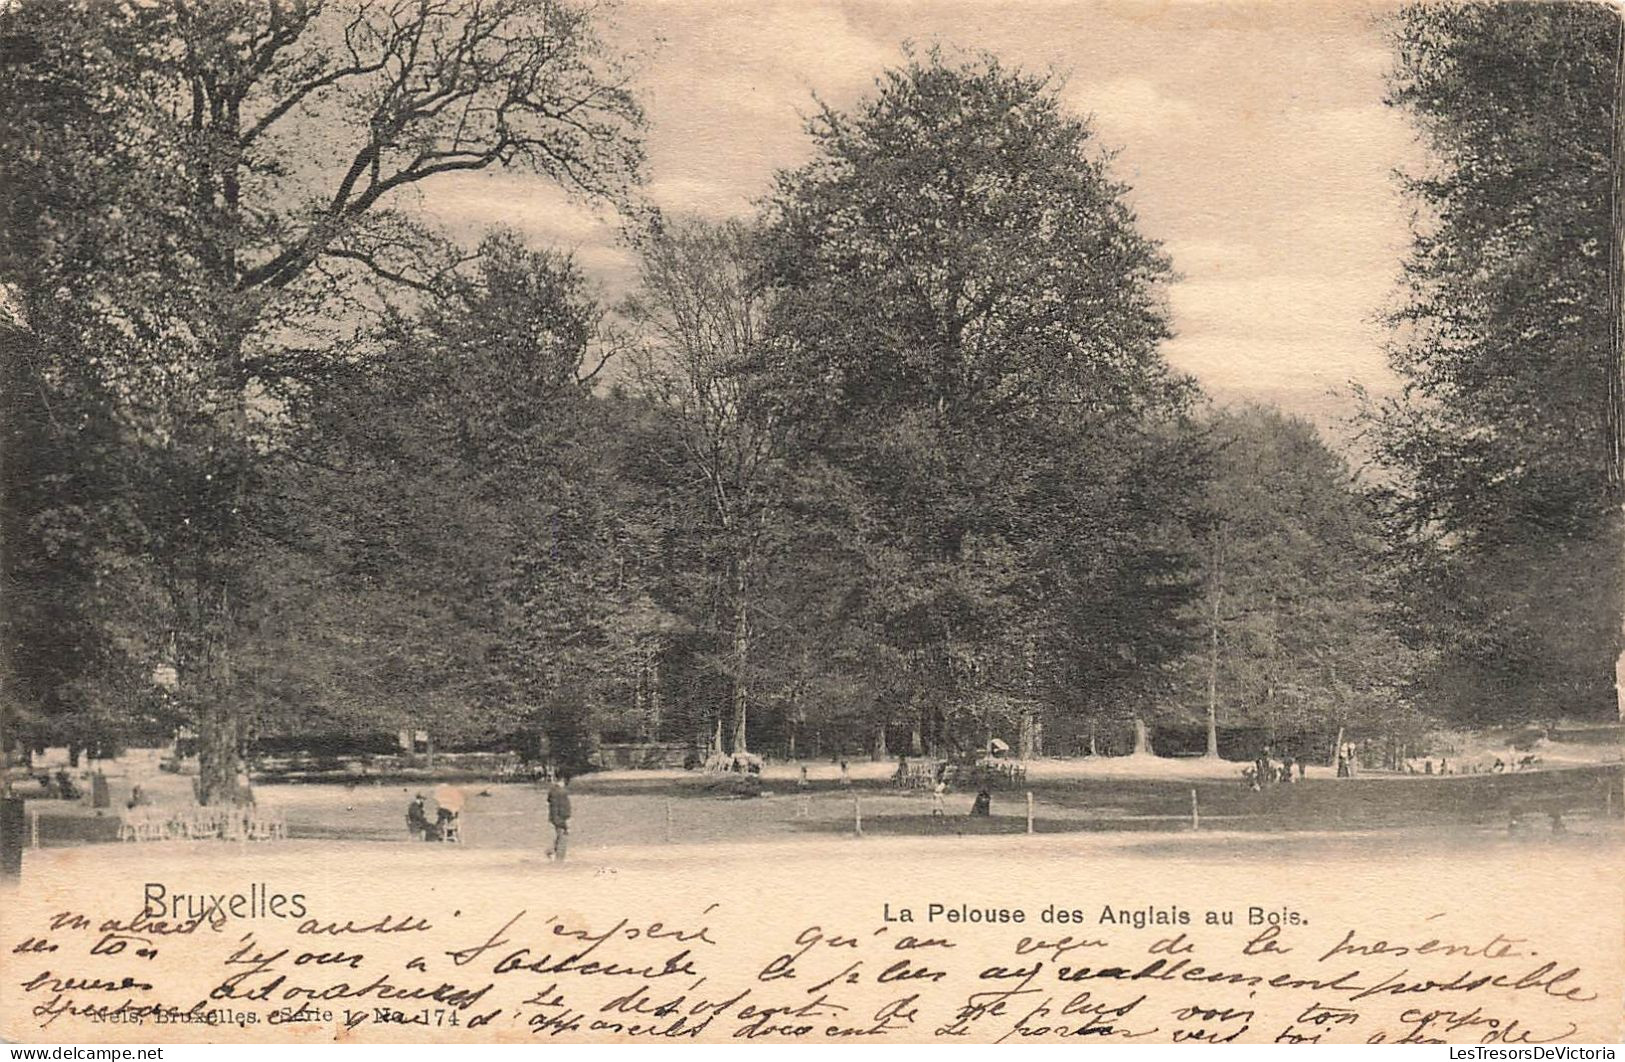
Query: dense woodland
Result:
<box><xmin>1</xmin><ymin>1</ymin><xmax>1619</xmax><ymax>802</ymax></box>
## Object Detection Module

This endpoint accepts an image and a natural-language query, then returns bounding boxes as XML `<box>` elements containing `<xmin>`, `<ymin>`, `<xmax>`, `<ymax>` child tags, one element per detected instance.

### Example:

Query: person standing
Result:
<box><xmin>547</xmin><ymin>775</ymin><xmax>572</xmax><ymax>862</ymax></box>
<box><xmin>407</xmin><ymin>793</ymin><xmax>430</xmax><ymax>841</ymax></box>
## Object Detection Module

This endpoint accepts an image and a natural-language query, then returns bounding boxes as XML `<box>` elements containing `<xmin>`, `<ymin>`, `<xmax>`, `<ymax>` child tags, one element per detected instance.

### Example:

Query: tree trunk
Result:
<box><xmin>195</xmin><ymin>697</ymin><xmax>239</xmax><ymax>807</ymax></box>
<box><xmin>648</xmin><ymin>657</ymin><xmax>662</xmax><ymax>740</ymax></box>
<box><xmin>634</xmin><ymin>661</ymin><xmax>647</xmax><ymax>741</ymax></box>
<box><xmin>1088</xmin><ymin>720</ymin><xmax>1098</xmax><ymax>757</ymax></box>
<box><xmin>872</xmin><ymin>724</ymin><xmax>888</xmax><ymax>761</ymax></box>
<box><xmin>1018</xmin><ymin>709</ymin><xmax>1038</xmax><ymax>760</ymax></box>
<box><xmin>1204</xmin><ymin>525</ymin><xmax>1224</xmax><ymax>757</ymax></box>
<box><xmin>1131</xmin><ymin>716</ymin><xmax>1151</xmax><ymax>756</ymax></box>
<box><xmin>1611</xmin><ymin>15</ymin><xmax>1625</xmax><ymax>721</ymax></box>
<box><xmin>911</xmin><ymin>713</ymin><xmax>924</xmax><ymax>757</ymax></box>
<box><xmin>1018</xmin><ymin>634</ymin><xmax>1041</xmax><ymax>760</ymax></box>
<box><xmin>191</xmin><ymin>580</ymin><xmax>246</xmax><ymax>807</ymax></box>
<box><xmin>1330</xmin><ymin>725</ymin><xmax>1345</xmax><ymax>768</ymax></box>
<box><xmin>730</xmin><ymin>560</ymin><xmax>749</xmax><ymax>755</ymax></box>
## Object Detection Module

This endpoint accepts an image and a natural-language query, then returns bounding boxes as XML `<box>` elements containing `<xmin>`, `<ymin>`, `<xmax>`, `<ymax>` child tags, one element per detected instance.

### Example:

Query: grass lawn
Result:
<box><xmin>18</xmin><ymin>760</ymin><xmax>1621</xmax><ymax>852</ymax></box>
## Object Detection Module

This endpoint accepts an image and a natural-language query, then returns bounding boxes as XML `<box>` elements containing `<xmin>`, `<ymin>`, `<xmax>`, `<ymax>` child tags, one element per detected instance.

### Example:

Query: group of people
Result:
<box><xmin>1335</xmin><ymin>742</ymin><xmax>1361</xmax><ymax>778</ymax></box>
<box><xmin>404</xmin><ymin>777</ymin><xmax>572</xmax><ymax>859</ymax></box>
<box><xmin>1246</xmin><ymin>746</ymin><xmax>1306</xmax><ymax>790</ymax></box>
<box><xmin>1406</xmin><ymin>757</ymin><xmax>1452</xmax><ymax>775</ymax></box>
<box><xmin>1404</xmin><ymin>753</ymin><xmax>1536</xmax><ymax>775</ymax></box>
<box><xmin>405</xmin><ymin>784</ymin><xmax>466</xmax><ymax>842</ymax></box>
<box><xmin>35</xmin><ymin>769</ymin><xmax>82</xmax><ymax>800</ymax></box>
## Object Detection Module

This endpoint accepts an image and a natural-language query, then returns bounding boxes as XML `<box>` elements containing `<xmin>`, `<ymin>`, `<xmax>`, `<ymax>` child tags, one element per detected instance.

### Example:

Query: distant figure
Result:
<box><xmin>1440</xmin><ymin>758</ymin><xmax>1449</xmax><ymax>775</ymax></box>
<box><xmin>406</xmin><ymin>794</ymin><xmax>430</xmax><ymax>841</ymax></box>
<box><xmin>839</xmin><ymin>760</ymin><xmax>851</xmax><ymax>788</ymax></box>
<box><xmin>798</xmin><ymin>765</ymin><xmax>810</xmax><ymax>790</ymax></box>
<box><xmin>970</xmin><ymin>787</ymin><xmax>991</xmax><ymax>817</ymax></box>
<box><xmin>235</xmin><ymin>767</ymin><xmax>255</xmax><ymax>806</ymax></box>
<box><xmin>932</xmin><ymin>780</ymin><xmax>947</xmax><ymax>816</ymax></box>
<box><xmin>1281</xmin><ymin>754</ymin><xmax>1296</xmax><ymax>783</ymax></box>
<box><xmin>547</xmin><ymin>775</ymin><xmax>572</xmax><ymax>862</ymax></box>
<box><xmin>126</xmin><ymin>784</ymin><xmax>152</xmax><ymax>810</ymax></box>
<box><xmin>1424</xmin><ymin>759</ymin><xmax>1434</xmax><ymax>775</ymax></box>
<box><xmin>54</xmin><ymin>770</ymin><xmax>80</xmax><ymax>800</ymax></box>
<box><xmin>1296</xmin><ymin>760</ymin><xmax>1307</xmax><ymax>782</ymax></box>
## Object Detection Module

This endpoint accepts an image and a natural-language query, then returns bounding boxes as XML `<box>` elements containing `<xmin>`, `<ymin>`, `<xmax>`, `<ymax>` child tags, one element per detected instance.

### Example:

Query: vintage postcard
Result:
<box><xmin>1</xmin><ymin>0</ymin><xmax>1622</xmax><ymax>1048</ymax></box>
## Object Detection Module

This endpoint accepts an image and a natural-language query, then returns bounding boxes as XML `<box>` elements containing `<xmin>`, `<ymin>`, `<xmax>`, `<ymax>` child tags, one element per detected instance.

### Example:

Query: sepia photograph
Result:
<box><xmin>0</xmin><ymin>0</ymin><xmax>1621</xmax><ymax>1047</ymax></box>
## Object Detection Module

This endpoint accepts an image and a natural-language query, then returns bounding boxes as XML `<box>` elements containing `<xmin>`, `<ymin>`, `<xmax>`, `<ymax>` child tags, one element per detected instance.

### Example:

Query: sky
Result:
<box><xmin>420</xmin><ymin>0</ymin><xmax>1426</xmax><ymax>434</ymax></box>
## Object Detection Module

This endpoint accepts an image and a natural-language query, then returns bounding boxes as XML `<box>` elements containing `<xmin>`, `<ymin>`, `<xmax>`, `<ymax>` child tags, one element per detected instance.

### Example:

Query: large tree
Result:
<box><xmin>762</xmin><ymin>48</ymin><xmax>1198</xmax><ymax>754</ymax></box>
<box><xmin>255</xmin><ymin>232</ymin><xmax>665</xmax><ymax>755</ymax></box>
<box><xmin>623</xmin><ymin>217</ymin><xmax>790</xmax><ymax>756</ymax></box>
<box><xmin>0</xmin><ymin>0</ymin><xmax>643</xmax><ymax>799</ymax></box>
<box><xmin>1183</xmin><ymin>407</ymin><xmax>1416</xmax><ymax>760</ymax></box>
<box><xmin>1361</xmin><ymin>2</ymin><xmax>1622</xmax><ymax>724</ymax></box>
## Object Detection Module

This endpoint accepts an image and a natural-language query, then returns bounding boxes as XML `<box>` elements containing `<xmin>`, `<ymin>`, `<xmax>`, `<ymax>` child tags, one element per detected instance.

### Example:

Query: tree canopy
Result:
<box><xmin>4</xmin><ymin>16</ymin><xmax>1606</xmax><ymax>781</ymax></box>
<box><xmin>1360</xmin><ymin>1</ymin><xmax>1623</xmax><ymax>724</ymax></box>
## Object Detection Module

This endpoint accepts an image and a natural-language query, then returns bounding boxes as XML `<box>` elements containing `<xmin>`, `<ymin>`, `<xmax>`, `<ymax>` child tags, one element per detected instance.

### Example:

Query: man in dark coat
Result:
<box><xmin>547</xmin><ymin>775</ymin><xmax>572</xmax><ymax>861</ymax></box>
<box><xmin>407</xmin><ymin>793</ymin><xmax>433</xmax><ymax>841</ymax></box>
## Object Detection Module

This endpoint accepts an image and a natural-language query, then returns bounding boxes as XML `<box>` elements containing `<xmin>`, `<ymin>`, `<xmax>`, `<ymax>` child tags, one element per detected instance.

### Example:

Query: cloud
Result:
<box><xmin>417</xmin><ymin>175</ymin><xmax>622</xmax><ymax>244</ymax></box>
<box><xmin>1064</xmin><ymin>77</ymin><xmax>1200</xmax><ymax>137</ymax></box>
<box><xmin>399</xmin><ymin>0</ymin><xmax>1420</xmax><ymax>420</ymax></box>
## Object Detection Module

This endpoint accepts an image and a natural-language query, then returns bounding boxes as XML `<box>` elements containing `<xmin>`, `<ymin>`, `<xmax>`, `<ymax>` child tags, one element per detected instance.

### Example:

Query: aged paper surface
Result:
<box><xmin>3</xmin><ymin>828</ymin><xmax>1624</xmax><ymax>1043</ymax></box>
<box><xmin>2</xmin><ymin>0</ymin><xmax>1623</xmax><ymax>1046</ymax></box>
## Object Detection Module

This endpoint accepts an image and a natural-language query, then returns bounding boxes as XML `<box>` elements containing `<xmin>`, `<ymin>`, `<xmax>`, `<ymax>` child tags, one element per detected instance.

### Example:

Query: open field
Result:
<box><xmin>16</xmin><ymin>754</ymin><xmax>1623</xmax><ymax>852</ymax></box>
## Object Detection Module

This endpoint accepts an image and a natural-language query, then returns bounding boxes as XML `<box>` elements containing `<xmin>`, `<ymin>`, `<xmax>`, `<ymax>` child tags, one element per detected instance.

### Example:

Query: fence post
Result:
<box><xmin>1026</xmin><ymin>791</ymin><xmax>1035</xmax><ymax>834</ymax></box>
<box><xmin>1190</xmin><ymin>788</ymin><xmax>1200</xmax><ymax>831</ymax></box>
<box><xmin>665</xmin><ymin>799</ymin><xmax>674</xmax><ymax>844</ymax></box>
<box><xmin>854</xmin><ymin>794</ymin><xmax>863</xmax><ymax>837</ymax></box>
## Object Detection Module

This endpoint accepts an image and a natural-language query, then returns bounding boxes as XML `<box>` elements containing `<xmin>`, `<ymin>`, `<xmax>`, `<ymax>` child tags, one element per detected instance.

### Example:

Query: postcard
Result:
<box><xmin>1</xmin><ymin>0</ymin><xmax>1621</xmax><ymax>1046</ymax></box>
